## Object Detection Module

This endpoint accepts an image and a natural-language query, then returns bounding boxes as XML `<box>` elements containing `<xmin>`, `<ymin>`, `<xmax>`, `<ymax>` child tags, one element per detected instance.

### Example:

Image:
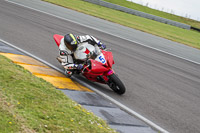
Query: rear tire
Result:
<box><xmin>108</xmin><ymin>74</ymin><xmax>126</xmax><ymax>95</ymax></box>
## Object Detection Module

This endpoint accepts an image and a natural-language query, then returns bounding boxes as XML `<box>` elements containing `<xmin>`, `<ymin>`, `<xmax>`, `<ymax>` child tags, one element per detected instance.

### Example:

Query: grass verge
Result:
<box><xmin>0</xmin><ymin>54</ymin><xmax>116</xmax><ymax>133</ymax></box>
<box><xmin>43</xmin><ymin>0</ymin><xmax>200</xmax><ymax>50</ymax></box>
<box><xmin>104</xmin><ymin>0</ymin><xmax>200</xmax><ymax>29</ymax></box>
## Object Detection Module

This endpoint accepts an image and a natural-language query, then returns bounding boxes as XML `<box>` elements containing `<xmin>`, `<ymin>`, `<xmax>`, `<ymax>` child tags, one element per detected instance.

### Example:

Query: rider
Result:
<box><xmin>57</xmin><ymin>33</ymin><xmax>106</xmax><ymax>77</ymax></box>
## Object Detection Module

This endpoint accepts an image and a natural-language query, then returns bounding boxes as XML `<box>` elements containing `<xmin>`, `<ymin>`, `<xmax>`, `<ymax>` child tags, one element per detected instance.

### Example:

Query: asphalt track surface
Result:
<box><xmin>0</xmin><ymin>0</ymin><xmax>200</xmax><ymax>133</ymax></box>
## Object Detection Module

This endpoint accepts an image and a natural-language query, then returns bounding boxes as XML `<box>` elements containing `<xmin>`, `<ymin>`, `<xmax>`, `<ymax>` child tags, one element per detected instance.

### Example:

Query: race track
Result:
<box><xmin>0</xmin><ymin>0</ymin><xmax>200</xmax><ymax>133</ymax></box>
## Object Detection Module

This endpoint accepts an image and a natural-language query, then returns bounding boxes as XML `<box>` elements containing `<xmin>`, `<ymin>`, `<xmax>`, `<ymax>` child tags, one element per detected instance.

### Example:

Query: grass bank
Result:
<box><xmin>43</xmin><ymin>0</ymin><xmax>200</xmax><ymax>50</ymax></box>
<box><xmin>104</xmin><ymin>0</ymin><xmax>200</xmax><ymax>29</ymax></box>
<box><xmin>0</xmin><ymin>54</ymin><xmax>116</xmax><ymax>133</ymax></box>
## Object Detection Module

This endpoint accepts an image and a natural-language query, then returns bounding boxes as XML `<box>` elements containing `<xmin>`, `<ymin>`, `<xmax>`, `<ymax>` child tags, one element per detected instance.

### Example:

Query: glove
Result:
<box><xmin>100</xmin><ymin>44</ymin><xmax>106</xmax><ymax>50</ymax></box>
<box><xmin>77</xmin><ymin>64</ymin><xmax>84</xmax><ymax>70</ymax></box>
<box><xmin>97</xmin><ymin>41</ymin><xmax>106</xmax><ymax>50</ymax></box>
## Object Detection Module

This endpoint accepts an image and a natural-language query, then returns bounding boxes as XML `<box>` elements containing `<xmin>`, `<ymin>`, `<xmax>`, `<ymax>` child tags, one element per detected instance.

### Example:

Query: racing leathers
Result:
<box><xmin>57</xmin><ymin>35</ymin><xmax>106</xmax><ymax>76</ymax></box>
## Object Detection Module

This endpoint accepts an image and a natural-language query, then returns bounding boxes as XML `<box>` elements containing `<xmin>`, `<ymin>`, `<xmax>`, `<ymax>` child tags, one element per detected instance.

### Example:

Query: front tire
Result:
<box><xmin>108</xmin><ymin>74</ymin><xmax>126</xmax><ymax>95</ymax></box>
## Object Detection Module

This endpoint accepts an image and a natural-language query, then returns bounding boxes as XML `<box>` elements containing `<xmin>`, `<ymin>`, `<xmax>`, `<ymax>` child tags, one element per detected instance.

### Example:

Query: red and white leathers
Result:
<box><xmin>57</xmin><ymin>35</ymin><xmax>105</xmax><ymax>76</ymax></box>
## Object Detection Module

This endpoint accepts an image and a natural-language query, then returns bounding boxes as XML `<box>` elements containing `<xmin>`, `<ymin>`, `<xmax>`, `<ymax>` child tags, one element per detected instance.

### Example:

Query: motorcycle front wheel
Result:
<box><xmin>108</xmin><ymin>74</ymin><xmax>126</xmax><ymax>95</ymax></box>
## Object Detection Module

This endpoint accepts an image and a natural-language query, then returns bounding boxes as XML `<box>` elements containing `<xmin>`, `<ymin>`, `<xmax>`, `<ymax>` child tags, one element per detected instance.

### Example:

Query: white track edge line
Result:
<box><xmin>0</xmin><ymin>38</ymin><xmax>169</xmax><ymax>133</ymax></box>
<box><xmin>5</xmin><ymin>0</ymin><xmax>200</xmax><ymax>65</ymax></box>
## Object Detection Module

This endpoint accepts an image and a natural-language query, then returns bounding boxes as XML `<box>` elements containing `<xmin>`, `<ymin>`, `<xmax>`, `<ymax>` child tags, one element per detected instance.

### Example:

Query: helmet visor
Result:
<box><xmin>69</xmin><ymin>34</ymin><xmax>77</xmax><ymax>45</ymax></box>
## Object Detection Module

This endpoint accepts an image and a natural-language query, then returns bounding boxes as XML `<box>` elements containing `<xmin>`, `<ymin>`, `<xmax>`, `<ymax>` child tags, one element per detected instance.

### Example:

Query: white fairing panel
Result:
<box><xmin>96</xmin><ymin>53</ymin><xmax>106</xmax><ymax>64</ymax></box>
<box><xmin>74</xmin><ymin>43</ymin><xmax>106</xmax><ymax>64</ymax></box>
<box><xmin>74</xmin><ymin>42</ymin><xmax>94</xmax><ymax>60</ymax></box>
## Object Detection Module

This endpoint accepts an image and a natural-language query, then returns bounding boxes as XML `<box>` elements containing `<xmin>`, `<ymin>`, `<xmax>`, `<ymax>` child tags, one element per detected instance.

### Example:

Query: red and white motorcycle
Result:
<box><xmin>54</xmin><ymin>34</ymin><xmax>126</xmax><ymax>95</ymax></box>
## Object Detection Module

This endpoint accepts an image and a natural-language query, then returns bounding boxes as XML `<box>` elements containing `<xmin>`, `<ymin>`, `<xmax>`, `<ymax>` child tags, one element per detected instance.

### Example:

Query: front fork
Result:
<box><xmin>106</xmin><ymin>69</ymin><xmax>116</xmax><ymax>88</ymax></box>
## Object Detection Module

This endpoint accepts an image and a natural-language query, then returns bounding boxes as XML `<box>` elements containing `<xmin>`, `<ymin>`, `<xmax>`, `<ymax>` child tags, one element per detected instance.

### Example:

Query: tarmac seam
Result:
<box><xmin>108</xmin><ymin>123</ymin><xmax>148</xmax><ymax>127</ymax></box>
<box><xmin>77</xmin><ymin>103</ymin><xmax>117</xmax><ymax>108</ymax></box>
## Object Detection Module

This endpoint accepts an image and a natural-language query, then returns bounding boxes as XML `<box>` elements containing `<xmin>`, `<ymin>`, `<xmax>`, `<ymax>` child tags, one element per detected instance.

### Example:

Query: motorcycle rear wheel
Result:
<box><xmin>108</xmin><ymin>74</ymin><xmax>126</xmax><ymax>95</ymax></box>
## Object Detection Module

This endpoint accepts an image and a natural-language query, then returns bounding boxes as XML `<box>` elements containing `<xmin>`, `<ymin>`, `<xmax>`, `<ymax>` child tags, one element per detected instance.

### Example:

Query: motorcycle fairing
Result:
<box><xmin>102</xmin><ymin>51</ymin><xmax>115</xmax><ymax>68</ymax></box>
<box><xmin>53</xmin><ymin>34</ymin><xmax>64</xmax><ymax>47</ymax></box>
<box><xmin>74</xmin><ymin>43</ymin><xmax>96</xmax><ymax>61</ymax></box>
<box><xmin>89</xmin><ymin>60</ymin><xmax>109</xmax><ymax>73</ymax></box>
<box><xmin>95</xmin><ymin>53</ymin><xmax>106</xmax><ymax>65</ymax></box>
<box><xmin>83</xmin><ymin>59</ymin><xmax>114</xmax><ymax>82</ymax></box>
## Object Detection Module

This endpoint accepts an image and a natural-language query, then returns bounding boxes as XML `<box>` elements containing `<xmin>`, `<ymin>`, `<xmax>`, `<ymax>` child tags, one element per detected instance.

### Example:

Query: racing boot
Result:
<box><xmin>64</xmin><ymin>69</ymin><xmax>73</xmax><ymax>78</ymax></box>
<box><xmin>56</xmin><ymin>56</ymin><xmax>62</xmax><ymax>63</ymax></box>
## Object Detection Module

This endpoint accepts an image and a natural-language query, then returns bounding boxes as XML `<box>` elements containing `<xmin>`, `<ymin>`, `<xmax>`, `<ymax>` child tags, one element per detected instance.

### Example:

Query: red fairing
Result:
<box><xmin>90</xmin><ymin>60</ymin><xmax>109</xmax><ymax>73</ymax></box>
<box><xmin>82</xmin><ymin>59</ymin><xmax>114</xmax><ymax>82</ymax></box>
<box><xmin>53</xmin><ymin>34</ymin><xmax>64</xmax><ymax>47</ymax></box>
<box><xmin>102</xmin><ymin>50</ymin><xmax>115</xmax><ymax>68</ymax></box>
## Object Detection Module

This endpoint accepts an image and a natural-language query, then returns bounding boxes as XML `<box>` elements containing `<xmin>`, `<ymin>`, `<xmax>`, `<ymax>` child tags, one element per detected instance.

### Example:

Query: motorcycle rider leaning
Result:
<box><xmin>57</xmin><ymin>33</ymin><xmax>106</xmax><ymax>77</ymax></box>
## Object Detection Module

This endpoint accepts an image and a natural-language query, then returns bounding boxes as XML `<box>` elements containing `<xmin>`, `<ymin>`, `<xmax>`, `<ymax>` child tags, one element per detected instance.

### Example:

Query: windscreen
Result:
<box><xmin>89</xmin><ymin>45</ymin><xmax>101</xmax><ymax>59</ymax></box>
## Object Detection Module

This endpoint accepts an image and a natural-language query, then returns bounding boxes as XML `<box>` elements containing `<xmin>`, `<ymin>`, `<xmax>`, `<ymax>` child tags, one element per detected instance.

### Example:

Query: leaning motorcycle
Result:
<box><xmin>53</xmin><ymin>34</ymin><xmax>126</xmax><ymax>95</ymax></box>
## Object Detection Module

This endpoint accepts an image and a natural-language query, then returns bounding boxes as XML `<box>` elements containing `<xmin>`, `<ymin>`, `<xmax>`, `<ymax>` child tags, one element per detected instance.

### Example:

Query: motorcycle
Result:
<box><xmin>53</xmin><ymin>34</ymin><xmax>126</xmax><ymax>95</ymax></box>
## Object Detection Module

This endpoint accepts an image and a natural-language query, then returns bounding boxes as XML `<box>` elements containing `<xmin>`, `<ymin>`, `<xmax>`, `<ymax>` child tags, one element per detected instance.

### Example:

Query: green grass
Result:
<box><xmin>0</xmin><ymin>108</ymin><xmax>21</xmax><ymax>133</ymax></box>
<box><xmin>104</xmin><ymin>0</ymin><xmax>200</xmax><ymax>29</ymax></box>
<box><xmin>43</xmin><ymin>0</ymin><xmax>200</xmax><ymax>50</ymax></box>
<box><xmin>0</xmin><ymin>54</ymin><xmax>116</xmax><ymax>133</ymax></box>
